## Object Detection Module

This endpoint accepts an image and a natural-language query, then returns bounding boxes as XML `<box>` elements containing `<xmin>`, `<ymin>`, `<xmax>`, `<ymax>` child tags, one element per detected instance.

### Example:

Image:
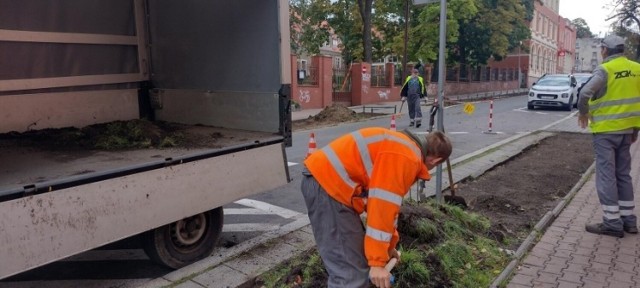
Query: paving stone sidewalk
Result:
<box><xmin>506</xmin><ymin>137</ymin><xmax>640</xmax><ymax>287</ymax></box>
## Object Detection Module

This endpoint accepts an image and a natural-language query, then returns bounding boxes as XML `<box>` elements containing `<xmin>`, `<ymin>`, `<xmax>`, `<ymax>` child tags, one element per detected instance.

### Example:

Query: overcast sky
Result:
<box><xmin>559</xmin><ymin>0</ymin><xmax>617</xmax><ymax>37</ymax></box>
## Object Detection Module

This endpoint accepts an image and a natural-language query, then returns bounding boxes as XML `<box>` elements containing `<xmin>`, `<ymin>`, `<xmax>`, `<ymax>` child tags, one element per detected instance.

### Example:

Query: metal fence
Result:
<box><xmin>332</xmin><ymin>67</ymin><xmax>351</xmax><ymax>104</ymax></box>
<box><xmin>298</xmin><ymin>66</ymin><xmax>318</xmax><ymax>86</ymax></box>
<box><xmin>370</xmin><ymin>65</ymin><xmax>389</xmax><ymax>87</ymax></box>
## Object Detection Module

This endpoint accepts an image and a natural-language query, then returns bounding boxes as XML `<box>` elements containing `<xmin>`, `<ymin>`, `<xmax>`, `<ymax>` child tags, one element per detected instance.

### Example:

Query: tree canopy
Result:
<box><xmin>571</xmin><ymin>18</ymin><xmax>595</xmax><ymax>38</ymax></box>
<box><xmin>290</xmin><ymin>0</ymin><xmax>531</xmax><ymax>67</ymax></box>
<box><xmin>607</xmin><ymin>0</ymin><xmax>639</xmax><ymax>60</ymax></box>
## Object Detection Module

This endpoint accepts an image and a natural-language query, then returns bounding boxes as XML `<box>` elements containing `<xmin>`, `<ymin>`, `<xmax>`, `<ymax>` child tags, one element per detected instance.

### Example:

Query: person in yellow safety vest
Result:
<box><xmin>400</xmin><ymin>69</ymin><xmax>427</xmax><ymax>128</ymax></box>
<box><xmin>578</xmin><ymin>34</ymin><xmax>640</xmax><ymax>238</ymax></box>
<box><xmin>302</xmin><ymin>128</ymin><xmax>452</xmax><ymax>288</ymax></box>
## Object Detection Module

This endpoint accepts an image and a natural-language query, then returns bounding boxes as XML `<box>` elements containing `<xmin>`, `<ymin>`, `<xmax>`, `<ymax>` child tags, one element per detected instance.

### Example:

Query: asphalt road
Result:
<box><xmin>0</xmin><ymin>95</ymin><xmax>578</xmax><ymax>288</ymax></box>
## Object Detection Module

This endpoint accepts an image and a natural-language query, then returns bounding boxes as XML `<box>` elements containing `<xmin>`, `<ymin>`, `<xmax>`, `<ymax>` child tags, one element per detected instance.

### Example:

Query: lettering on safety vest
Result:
<box><xmin>613</xmin><ymin>70</ymin><xmax>635</xmax><ymax>79</ymax></box>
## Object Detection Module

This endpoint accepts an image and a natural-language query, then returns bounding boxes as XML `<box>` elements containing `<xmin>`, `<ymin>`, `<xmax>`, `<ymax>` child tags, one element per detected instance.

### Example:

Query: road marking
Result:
<box><xmin>414</xmin><ymin>131</ymin><xmax>468</xmax><ymax>135</ymax></box>
<box><xmin>222</xmin><ymin>223</ymin><xmax>280</xmax><ymax>233</ymax></box>
<box><xmin>234</xmin><ymin>199</ymin><xmax>301</xmax><ymax>219</ymax></box>
<box><xmin>535</xmin><ymin>112</ymin><xmax>548</xmax><ymax>115</ymax></box>
<box><xmin>287</xmin><ymin>162</ymin><xmax>298</xmax><ymax>167</ymax></box>
<box><xmin>224</xmin><ymin>208</ymin><xmax>274</xmax><ymax>215</ymax></box>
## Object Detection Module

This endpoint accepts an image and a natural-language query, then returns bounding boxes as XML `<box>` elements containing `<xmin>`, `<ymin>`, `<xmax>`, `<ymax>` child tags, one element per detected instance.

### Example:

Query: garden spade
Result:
<box><xmin>444</xmin><ymin>158</ymin><xmax>468</xmax><ymax>208</ymax></box>
<box><xmin>428</xmin><ymin>105</ymin><xmax>468</xmax><ymax>207</ymax></box>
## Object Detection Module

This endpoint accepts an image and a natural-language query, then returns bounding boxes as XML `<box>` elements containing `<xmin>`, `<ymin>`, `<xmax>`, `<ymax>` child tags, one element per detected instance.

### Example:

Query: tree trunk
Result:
<box><xmin>401</xmin><ymin>0</ymin><xmax>410</xmax><ymax>81</ymax></box>
<box><xmin>356</xmin><ymin>0</ymin><xmax>373</xmax><ymax>63</ymax></box>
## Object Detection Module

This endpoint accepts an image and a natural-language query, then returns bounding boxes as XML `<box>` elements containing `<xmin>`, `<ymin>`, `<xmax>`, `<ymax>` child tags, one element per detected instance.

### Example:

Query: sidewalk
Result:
<box><xmin>292</xmin><ymin>88</ymin><xmax>528</xmax><ymax>121</ymax></box>
<box><xmin>505</xmin><ymin>143</ymin><xmax>640</xmax><ymax>287</ymax></box>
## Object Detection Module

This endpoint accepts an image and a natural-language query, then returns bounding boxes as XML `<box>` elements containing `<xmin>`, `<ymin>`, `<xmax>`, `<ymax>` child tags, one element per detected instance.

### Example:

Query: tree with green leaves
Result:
<box><xmin>289</xmin><ymin>0</ymin><xmax>332</xmax><ymax>56</ymax></box>
<box><xmin>454</xmin><ymin>0</ymin><xmax>530</xmax><ymax>65</ymax></box>
<box><xmin>572</xmin><ymin>18</ymin><xmax>595</xmax><ymax>38</ymax></box>
<box><xmin>607</xmin><ymin>0</ymin><xmax>639</xmax><ymax>60</ymax></box>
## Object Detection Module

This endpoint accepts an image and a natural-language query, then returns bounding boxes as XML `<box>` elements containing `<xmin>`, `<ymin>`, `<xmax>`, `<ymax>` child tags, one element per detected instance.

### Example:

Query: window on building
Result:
<box><xmin>592</xmin><ymin>51</ymin><xmax>597</xmax><ymax>58</ymax></box>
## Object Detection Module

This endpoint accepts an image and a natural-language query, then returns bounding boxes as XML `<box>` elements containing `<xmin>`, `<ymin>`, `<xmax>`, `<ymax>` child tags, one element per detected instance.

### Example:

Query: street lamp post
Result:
<box><xmin>518</xmin><ymin>41</ymin><xmax>522</xmax><ymax>88</ymax></box>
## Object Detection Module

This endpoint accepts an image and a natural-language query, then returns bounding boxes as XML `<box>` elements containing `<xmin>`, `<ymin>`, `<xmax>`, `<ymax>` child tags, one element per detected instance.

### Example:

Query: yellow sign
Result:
<box><xmin>463</xmin><ymin>103</ymin><xmax>475</xmax><ymax>115</ymax></box>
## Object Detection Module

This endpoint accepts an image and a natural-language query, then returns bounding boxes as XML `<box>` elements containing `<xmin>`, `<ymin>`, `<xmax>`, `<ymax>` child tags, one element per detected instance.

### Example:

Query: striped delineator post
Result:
<box><xmin>390</xmin><ymin>115</ymin><xmax>397</xmax><ymax>131</ymax></box>
<box><xmin>483</xmin><ymin>99</ymin><xmax>497</xmax><ymax>134</ymax></box>
<box><xmin>306</xmin><ymin>132</ymin><xmax>317</xmax><ymax>158</ymax></box>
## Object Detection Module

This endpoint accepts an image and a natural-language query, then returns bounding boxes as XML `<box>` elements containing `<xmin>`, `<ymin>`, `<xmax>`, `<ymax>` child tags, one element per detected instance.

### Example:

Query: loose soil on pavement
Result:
<box><xmin>247</xmin><ymin>132</ymin><xmax>594</xmax><ymax>288</ymax></box>
<box><xmin>293</xmin><ymin>104</ymin><xmax>387</xmax><ymax>131</ymax></box>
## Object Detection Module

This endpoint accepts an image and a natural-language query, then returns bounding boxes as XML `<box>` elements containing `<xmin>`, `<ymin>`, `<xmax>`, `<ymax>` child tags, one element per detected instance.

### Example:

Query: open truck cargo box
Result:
<box><xmin>0</xmin><ymin>0</ymin><xmax>292</xmax><ymax>279</ymax></box>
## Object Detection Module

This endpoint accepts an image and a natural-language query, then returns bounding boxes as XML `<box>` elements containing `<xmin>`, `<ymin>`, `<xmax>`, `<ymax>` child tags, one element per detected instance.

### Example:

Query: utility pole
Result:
<box><xmin>434</xmin><ymin>0</ymin><xmax>447</xmax><ymax>204</ymax></box>
<box><xmin>411</xmin><ymin>0</ymin><xmax>446</xmax><ymax>203</ymax></box>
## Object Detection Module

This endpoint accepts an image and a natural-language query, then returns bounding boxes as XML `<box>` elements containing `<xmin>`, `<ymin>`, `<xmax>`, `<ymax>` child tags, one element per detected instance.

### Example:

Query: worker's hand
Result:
<box><xmin>388</xmin><ymin>248</ymin><xmax>400</xmax><ymax>261</ymax></box>
<box><xmin>578</xmin><ymin>114</ymin><xmax>589</xmax><ymax>129</ymax></box>
<box><xmin>401</xmin><ymin>97</ymin><xmax>407</xmax><ymax>102</ymax></box>
<box><xmin>369</xmin><ymin>266</ymin><xmax>392</xmax><ymax>288</ymax></box>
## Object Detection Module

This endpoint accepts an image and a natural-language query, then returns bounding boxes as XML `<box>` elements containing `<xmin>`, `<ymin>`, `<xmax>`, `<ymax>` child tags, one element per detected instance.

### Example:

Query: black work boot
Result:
<box><xmin>624</xmin><ymin>225</ymin><xmax>638</xmax><ymax>234</ymax></box>
<box><xmin>409</xmin><ymin>121</ymin><xmax>414</xmax><ymax>127</ymax></box>
<box><xmin>416</xmin><ymin>121</ymin><xmax>422</xmax><ymax>128</ymax></box>
<box><xmin>585</xmin><ymin>223</ymin><xmax>624</xmax><ymax>238</ymax></box>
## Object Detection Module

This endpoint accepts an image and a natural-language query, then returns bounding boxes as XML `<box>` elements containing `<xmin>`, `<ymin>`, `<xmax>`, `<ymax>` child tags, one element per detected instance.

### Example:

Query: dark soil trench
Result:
<box><xmin>249</xmin><ymin>132</ymin><xmax>594</xmax><ymax>288</ymax></box>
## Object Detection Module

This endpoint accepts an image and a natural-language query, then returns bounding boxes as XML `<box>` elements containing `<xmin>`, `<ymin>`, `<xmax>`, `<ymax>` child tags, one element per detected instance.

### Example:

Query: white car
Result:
<box><xmin>527</xmin><ymin>74</ymin><xmax>577</xmax><ymax>111</ymax></box>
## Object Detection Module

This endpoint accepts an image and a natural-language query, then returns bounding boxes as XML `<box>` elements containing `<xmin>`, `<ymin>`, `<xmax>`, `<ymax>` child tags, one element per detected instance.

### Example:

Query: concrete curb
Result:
<box><xmin>139</xmin><ymin>214</ymin><xmax>311</xmax><ymax>288</ymax></box>
<box><xmin>489</xmin><ymin>162</ymin><xmax>596</xmax><ymax>288</ymax></box>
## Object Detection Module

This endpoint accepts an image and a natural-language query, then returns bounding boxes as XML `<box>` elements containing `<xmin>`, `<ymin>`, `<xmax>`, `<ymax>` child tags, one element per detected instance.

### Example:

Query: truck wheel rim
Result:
<box><xmin>171</xmin><ymin>214</ymin><xmax>207</xmax><ymax>247</ymax></box>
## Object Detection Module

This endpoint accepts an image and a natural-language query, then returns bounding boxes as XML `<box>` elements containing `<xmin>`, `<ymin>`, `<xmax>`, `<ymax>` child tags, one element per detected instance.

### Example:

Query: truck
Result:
<box><xmin>0</xmin><ymin>0</ymin><xmax>292</xmax><ymax>279</ymax></box>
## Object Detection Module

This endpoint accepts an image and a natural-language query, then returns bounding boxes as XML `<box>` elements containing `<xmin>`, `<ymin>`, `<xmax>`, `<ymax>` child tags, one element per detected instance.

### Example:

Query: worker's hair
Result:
<box><xmin>425</xmin><ymin>131</ymin><xmax>452</xmax><ymax>160</ymax></box>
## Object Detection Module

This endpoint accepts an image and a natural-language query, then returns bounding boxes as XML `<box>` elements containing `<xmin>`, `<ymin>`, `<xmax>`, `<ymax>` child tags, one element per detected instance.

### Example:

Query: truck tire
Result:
<box><xmin>142</xmin><ymin>207</ymin><xmax>223</xmax><ymax>269</ymax></box>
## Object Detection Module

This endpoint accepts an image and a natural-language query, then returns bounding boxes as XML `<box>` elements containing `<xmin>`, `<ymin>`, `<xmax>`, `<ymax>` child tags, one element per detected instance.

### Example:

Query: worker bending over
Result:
<box><xmin>302</xmin><ymin>128</ymin><xmax>452</xmax><ymax>288</ymax></box>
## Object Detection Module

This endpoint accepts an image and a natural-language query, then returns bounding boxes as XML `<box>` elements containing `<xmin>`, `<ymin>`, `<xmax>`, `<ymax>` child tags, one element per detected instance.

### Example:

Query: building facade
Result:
<box><xmin>557</xmin><ymin>17</ymin><xmax>577</xmax><ymax>74</ymax></box>
<box><xmin>528</xmin><ymin>0</ymin><xmax>560</xmax><ymax>86</ymax></box>
<box><xmin>575</xmin><ymin>38</ymin><xmax>603</xmax><ymax>73</ymax></box>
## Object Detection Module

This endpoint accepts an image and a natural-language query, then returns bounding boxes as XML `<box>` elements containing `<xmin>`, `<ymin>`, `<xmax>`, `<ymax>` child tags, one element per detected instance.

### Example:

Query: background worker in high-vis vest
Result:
<box><xmin>577</xmin><ymin>34</ymin><xmax>640</xmax><ymax>238</ymax></box>
<box><xmin>301</xmin><ymin>128</ymin><xmax>452</xmax><ymax>288</ymax></box>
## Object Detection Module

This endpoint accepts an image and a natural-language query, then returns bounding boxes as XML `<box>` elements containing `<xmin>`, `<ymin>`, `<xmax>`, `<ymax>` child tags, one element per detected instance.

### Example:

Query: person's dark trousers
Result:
<box><xmin>301</xmin><ymin>169</ymin><xmax>369</xmax><ymax>288</ymax></box>
<box><xmin>408</xmin><ymin>94</ymin><xmax>422</xmax><ymax>127</ymax></box>
<box><xmin>593</xmin><ymin>133</ymin><xmax>636</xmax><ymax>232</ymax></box>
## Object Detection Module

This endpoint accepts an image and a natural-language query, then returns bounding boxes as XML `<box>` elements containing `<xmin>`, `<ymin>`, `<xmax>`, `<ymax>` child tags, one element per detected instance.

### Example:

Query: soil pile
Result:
<box><xmin>293</xmin><ymin>104</ymin><xmax>385</xmax><ymax>131</ymax></box>
<box><xmin>248</xmin><ymin>132</ymin><xmax>595</xmax><ymax>288</ymax></box>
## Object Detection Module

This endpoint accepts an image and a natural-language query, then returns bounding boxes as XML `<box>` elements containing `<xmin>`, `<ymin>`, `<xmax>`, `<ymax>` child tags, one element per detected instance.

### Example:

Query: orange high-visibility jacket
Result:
<box><xmin>304</xmin><ymin>127</ymin><xmax>430</xmax><ymax>267</ymax></box>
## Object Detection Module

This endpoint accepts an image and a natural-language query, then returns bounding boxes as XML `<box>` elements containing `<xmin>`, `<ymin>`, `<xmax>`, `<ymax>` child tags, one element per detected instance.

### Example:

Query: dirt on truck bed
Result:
<box><xmin>0</xmin><ymin>120</ymin><xmax>276</xmax><ymax>191</ymax></box>
<box><xmin>248</xmin><ymin>132</ymin><xmax>594</xmax><ymax>288</ymax></box>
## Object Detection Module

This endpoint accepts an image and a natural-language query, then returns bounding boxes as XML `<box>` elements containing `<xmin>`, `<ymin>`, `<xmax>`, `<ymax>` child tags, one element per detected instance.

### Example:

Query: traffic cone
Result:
<box><xmin>306</xmin><ymin>132</ymin><xmax>317</xmax><ymax>158</ymax></box>
<box><xmin>390</xmin><ymin>115</ymin><xmax>397</xmax><ymax>131</ymax></box>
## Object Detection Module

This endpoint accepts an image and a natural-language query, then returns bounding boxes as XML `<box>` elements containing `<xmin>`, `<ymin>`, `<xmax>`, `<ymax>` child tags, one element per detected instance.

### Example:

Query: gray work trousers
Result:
<box><xmin>408</xmin><ymin>94</ymin><xmax>422</xmax><ymax>124</ymax></box>
<box><xmin>301</xmin><ymin>169</ymin><xmax>369</xmax><ymax>288</ymax></box>
<box><xmin>593</xmin><ymin>133</ymin><xmax>636</xmax><ymax>231</ymax></box>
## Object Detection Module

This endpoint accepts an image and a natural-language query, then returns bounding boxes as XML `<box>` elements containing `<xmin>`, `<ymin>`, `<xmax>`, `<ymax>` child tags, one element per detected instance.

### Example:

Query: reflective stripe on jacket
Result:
<box><xmin>304</xmin><ymin>127</ymin><xmax>430</xmax><ymax>267</ymax></box>
<box><xmin>589</xmin><ymin>56</ymin><xmax>640</xmax><ymax>133</ymax></box>
<box><xmin>401</xmin><ymin>75</ymin><xmax>426</xmax><ymax>96</ymax></box>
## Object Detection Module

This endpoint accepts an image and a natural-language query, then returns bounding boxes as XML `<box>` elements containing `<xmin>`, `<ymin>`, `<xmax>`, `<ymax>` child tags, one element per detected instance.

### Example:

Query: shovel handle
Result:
<box><xmin>385</xmin><ymin>251</ymin><xmax>401</xmax><ymax>272</ymax></box>
<box><xmin>446</xmin><ymin>158</ymin><xmax>456</xmax><ymax>196</ymax></box>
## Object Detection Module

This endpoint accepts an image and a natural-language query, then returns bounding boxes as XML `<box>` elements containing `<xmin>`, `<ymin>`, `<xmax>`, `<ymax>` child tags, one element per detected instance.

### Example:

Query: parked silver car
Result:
<box><xmin>572</xmin><ymin>73</ymin><xmax>593</xmax><ymax>108</ymax></box>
